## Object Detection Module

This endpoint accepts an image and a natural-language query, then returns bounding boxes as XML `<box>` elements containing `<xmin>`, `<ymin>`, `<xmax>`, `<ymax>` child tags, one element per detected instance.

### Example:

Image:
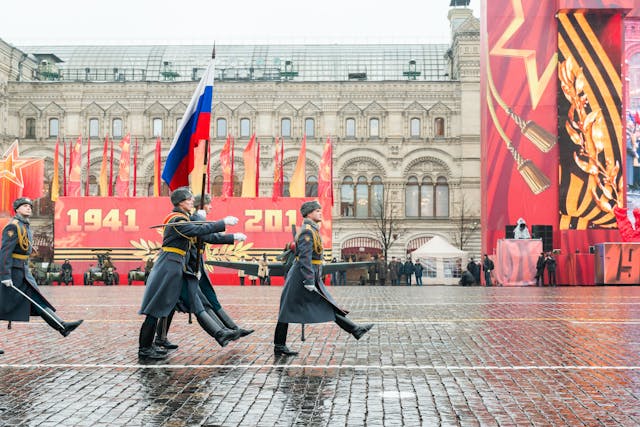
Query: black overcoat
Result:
<box><xmin>139</xmin><ymin>209</ymin><xmax>225</xmax><ymax>318</ymax></box>
<box><xmin>277</xmin><ymin>220</ymin><xmax>344</xmax><ymax>324</ymax></box>
<box><xmin>0</xmin><ymin>215</ymin><xmax>55</xmax><ymax>321</ymax></box>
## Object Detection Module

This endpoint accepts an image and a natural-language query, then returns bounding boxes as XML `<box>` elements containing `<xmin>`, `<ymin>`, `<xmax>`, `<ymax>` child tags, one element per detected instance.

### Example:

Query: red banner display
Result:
<box><xmin>53</xmin><ymin>196</ymin><xmax>329</xmax><ymax>285</ymax></box>
<box><xmin>481</xmin><ymin>0</ymin><xmax>637</xmax><ymax>285</ymax></box>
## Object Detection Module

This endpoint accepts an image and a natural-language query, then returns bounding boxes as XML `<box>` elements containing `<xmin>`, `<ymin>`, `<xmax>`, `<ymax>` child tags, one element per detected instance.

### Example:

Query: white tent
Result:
<box><xmin>411</xmin><ymin>236</ymin><xmax>468</xmax><ymax>285</ymax></box>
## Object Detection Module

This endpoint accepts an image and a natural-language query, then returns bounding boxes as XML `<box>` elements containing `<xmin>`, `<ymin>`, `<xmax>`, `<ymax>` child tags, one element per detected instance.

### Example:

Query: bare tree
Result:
<box><xmin>364</xmin><ymin>183</ymin><xmax>405</xmax><ymax>259</ymax></box>
<box><xmin>450</xmin><ymin>194</ymin><xmax>480</xmax><ymax>251</ymax></box>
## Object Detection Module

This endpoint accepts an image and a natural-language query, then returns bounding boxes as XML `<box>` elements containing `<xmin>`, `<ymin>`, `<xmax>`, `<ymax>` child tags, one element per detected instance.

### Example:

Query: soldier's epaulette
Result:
<box><xmin>163</xmin><ymin>212</ymin><xmax>189</xmax><ymax>224</ymax></box>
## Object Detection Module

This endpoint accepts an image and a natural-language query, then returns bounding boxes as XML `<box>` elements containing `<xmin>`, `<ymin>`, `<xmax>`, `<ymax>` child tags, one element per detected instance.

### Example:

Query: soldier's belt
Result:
<box><xmin>162</xmin><ymin>246</ymin><xmax>186</xmax><ymax>256</ymax></box>
<box><xmin>295</xmin><ymin>257</ymin><xmax>323</xmax><ymax>265</ymax></box>
<box><xmin>11</xmin><ymin>254</ymin><xmax>28</xmax><ymax>260</ymax></box>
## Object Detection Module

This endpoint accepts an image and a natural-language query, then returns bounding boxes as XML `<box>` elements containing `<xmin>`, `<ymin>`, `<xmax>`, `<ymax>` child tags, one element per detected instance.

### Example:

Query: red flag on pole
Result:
<box><xmin>272</xmin><ymin>136</ymin><xmax>284</xmax><ymax>200</ymax></box>
<box><xmin>85</xmin><ymin>137</ymin><xmax>91</xmax><ymax>195</ymax></box>
<box><xmin>133</xmin><ymin>137</ymin><xmax>138</xmax><ymax>197</ymax></box>
<box><xmin>63</xmin><ymin>138</ymin><xmax>67</xmax><ymax>196</ymax></box>
<box><xmin>109</xmin><ymin>137</ymin><xmax>114</xmax><ymax>196</ymax></box>
<box><xmin>153</xmin><ymin>137</ymin><xmax>162</xmax><ymax>196</ymax></box>
<box><xmin>99</xmin><ymin>136</ymin><xmax>109</xmax><ymax>196</ymax></box>
<box><xmin>318</xmin><ymin>136</ymin><xmax>334</xmax><ymax>205</ymax></box>
<box><xmin>289</xmin><ymin>135</ymin><xmax>307</xmax><ymax>197</ymax></box>
<box><xmin>51</xmin><ymin>138</ymin><xmax>60</xmax><ymax>202</ymax></box>
<box><xmin>68</xmin><ymin>136</ymin><xmax>83</xmax><ymax>197</ymax></box>
<box><xmin>241</xmin><ymin>134</ymin><xmax>258</xmax><ymax>197</ymax></box>
<box><xmin>220</xmin><ymin>134</ymin><xmax>234</xmax><ymax>198</ymax></box>
<box><xmin>115</xmin><ymin>134</ymin><xmax>131</xmax><ymax>196</ymax></box>
<box><xmin>256</xmin><ymin>137</ymin><xmax>260</xmax><ymax>196</ymax></box>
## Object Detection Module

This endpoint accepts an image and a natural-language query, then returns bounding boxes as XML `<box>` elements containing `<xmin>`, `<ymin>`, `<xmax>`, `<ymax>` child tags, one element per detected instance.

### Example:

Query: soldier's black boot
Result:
<box><xmin>154</xmin><ymin>311</ymin><xmax>178</xmax><ymax>349</ymax></box>
<box><xmin>335</xmin><ymin>314</ymin><xmax>374</xmax><ymax>340</ymax></box>
<box><xmin>42</xmin><ymin>308</ymin><xmax>83</xmax><ymax>337</ymax></box>
<box><xmin>214</xmin><ymin>308</ymin><xmax>254</xmax><ymax>337</ymax></box>
<box><xmin>274</xmin><ymin>322</ymin><xmax>298</xmax><ymax>356</ymax></box>
<box><xmin>138</xmin><ymin>315</ymin><xmax>167</xmax><ymax>360</ymax></box>
<box><xmin>196</xmin><ymin>310</ymin><xmax>241</xmax><ymax>347</ymax></box>
<box><xmin>0</xmin><ymin>349</ymin><xmax>4</xmax><ymax>355</ymax></box>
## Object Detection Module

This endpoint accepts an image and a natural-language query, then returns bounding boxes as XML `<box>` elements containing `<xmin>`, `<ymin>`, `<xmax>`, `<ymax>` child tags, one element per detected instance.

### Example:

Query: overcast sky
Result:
<box><xmin>2</xmin><ymin>0</ymin><xmax>481</xmax><ymax>46</ymax></box>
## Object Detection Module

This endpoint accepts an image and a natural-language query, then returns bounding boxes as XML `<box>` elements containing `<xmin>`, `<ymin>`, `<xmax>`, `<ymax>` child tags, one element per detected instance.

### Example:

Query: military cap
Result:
<box><xmin>300</xmin><ymin>200</ymin><xmax>322</xmax><ymax>217</ymax></box>
<box><xmin>194</xmin><ymin>194</ymin><xmax>212</xmax><ymax>206</ymax></box>
<box><xmin>13</xmin><ymin>197</ymin><xmax>33</xmax><ymax>212</ymax></box>
<box><xmin>170</xmin><ymin>187</ymin><xmax>193</xmax><ymax>206</ymax></box>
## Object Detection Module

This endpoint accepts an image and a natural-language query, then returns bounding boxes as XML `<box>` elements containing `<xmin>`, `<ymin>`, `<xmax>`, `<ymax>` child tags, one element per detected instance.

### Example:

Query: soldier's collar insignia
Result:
<box><xmin>304</xmin><ymin>235</ymin><xmax>311</xmax><ymax>241</ymax></box>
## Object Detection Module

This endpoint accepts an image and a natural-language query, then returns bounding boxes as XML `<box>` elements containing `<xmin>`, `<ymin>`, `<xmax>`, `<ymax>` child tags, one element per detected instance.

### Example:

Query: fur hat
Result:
<box><xmin>300</xmin><ymin>200</ymin><xmax>322</xmax><ymax>217</ymax></box>
<box><xmin>170</xmin><ymin>187</ymin><xmax>193</xmax><ymax>206</ymax></box>
<box><xmin>13</xmin><ymin>197</ymin><xmax>33</xmax><ymax>212</ymax></box>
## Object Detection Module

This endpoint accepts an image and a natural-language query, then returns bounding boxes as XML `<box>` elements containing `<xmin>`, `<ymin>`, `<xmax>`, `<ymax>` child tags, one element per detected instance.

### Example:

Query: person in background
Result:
<box><xmin>330</xmin><ymin>258</ymin><xmax>338</xmax><ymax>286</ymax></box>
<box><xmin>466</xmin><ymin>258</ymin><xmax>479</xmax><ymax>285</ymax></box>
<box><xmin>388</xmin><ymin>256</ymin><xmax>400</xmax><ymax>286</ymax></box>
<box><xmin>513</xmin><ymin>217</ymin><xmax>531</xmax><ymax>239</ymax></box>
<box><xmin>367</xmin><ymin>255</ymin><xmax>377</xmax><ymax>286</ymax></box>
<box><xmin>238</xmin><ymin>256</ymin><xmax>246</xmax><ymax>286</ymax></box>
<box><xmin>535</xmin><ymin>252</ymin><xmax>546</xmax><ymax>286</ymax></box>
<box><xmin>413</xmin><ymin>259</ymin><xmax>423</xmax><ymax>286</ymax></box>
<box><xmin>482</xmin><ymin>254</ymin><xmax>494</xmax><ymax>287</ymax></box>
<box><xmin>403</xmin><ymin>257</ymin><xmax>415</xmax><ymax>286</ymax></box>
<box><xmin>338</xmin><ymin>256</ymin><xmax>348</xmax><ymax>286</ymax></box>
<box><xmin>377</xmin><ymin>255</ymin><xmax>387</xmax><ymax>286</ymax></box>
<box><xmin>258</xmin><ymin>253</ymin><xmax>269</xmax><ymax>286</ymax></box>
<box><xmin>545</xmin><ymin>252</ymin><xmax>557</xmax><ymax>286</ymax></box>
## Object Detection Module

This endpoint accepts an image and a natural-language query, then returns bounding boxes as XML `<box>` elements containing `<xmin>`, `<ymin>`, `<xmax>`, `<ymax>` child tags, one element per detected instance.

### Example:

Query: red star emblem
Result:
<box><xmin>0</xmin><ymin>140</ymin><xmax>45</xmax><ymax>213</ymax></box>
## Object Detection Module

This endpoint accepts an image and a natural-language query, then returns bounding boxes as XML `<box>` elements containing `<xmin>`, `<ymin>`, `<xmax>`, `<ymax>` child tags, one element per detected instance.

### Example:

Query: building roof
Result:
<box><xmin>20</xmin><ymin>43</ymin><xmax>451</xmax><ymax>83</ymax></box>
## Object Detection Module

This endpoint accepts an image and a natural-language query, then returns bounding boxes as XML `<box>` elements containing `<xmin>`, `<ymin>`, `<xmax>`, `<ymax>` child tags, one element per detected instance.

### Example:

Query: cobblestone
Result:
<box><xmin>0</xmin><ymin>285</ymin><xmax>638</xmax><ymax>426</ymax></box>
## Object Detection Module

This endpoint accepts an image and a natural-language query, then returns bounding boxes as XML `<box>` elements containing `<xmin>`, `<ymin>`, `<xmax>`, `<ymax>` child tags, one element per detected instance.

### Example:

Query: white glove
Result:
<box><xmin>196</xmin><ymin>271</ymin><xmax>202</xmax><ymax>280</ymax></box>
<box><xmin>223</xmin><ymin>216</ymin><xmax>239</xmax><ymax>225</ymax></box>
<box><xmin>233</xmin><ymin>233</ymin><xmax>247</xmax><ymax>241</ymax></box>
<box><xmin>304</xmin><ymin>285</ymin><xmax>315</xmax><ymax>292</ymax></box>
<box><xmin>195</xmin><ymin>209</ymin><xmax>207</xmax><ymax>219</ymax></box>
<box><xmin>1</xmin><ymin>279</ymin><xmax>13</xmax><ymax>287</ymax></box>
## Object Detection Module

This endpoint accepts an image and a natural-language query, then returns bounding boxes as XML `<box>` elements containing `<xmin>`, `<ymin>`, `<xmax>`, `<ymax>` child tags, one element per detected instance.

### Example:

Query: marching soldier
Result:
<box><xmin>274</xmin><ymin>200</ymin><xmax>374</xmax><ymax>357</ymax></box>
<box><xmin>154</xmin><ymin>194</ymin><xmax>253</xmax><ymax>351</ymax></box>
<box><xmin>0</xmin><ymin>198</ymin><xmax>83</xmax><ymax>354</ymax></box>
<box><xmin>138</xmin><ymin>187</ymin><xmax>243</xmax><ymax>360</ymax></box>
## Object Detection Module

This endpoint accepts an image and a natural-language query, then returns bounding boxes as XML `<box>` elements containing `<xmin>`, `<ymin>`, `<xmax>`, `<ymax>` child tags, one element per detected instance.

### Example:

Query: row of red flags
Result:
<box><xmin>50</xmin><ymin>133</ymin><xmax>333</xmax><ymax>204</ymax></box>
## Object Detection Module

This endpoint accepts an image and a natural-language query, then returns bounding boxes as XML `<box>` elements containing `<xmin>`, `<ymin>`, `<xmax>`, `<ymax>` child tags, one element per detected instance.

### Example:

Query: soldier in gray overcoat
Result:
<box><xmin>273</xmin><ymin>200</ymin><xmax>374</xmax><ymax>356</ymax></box>
<box><xmin>137</xmin><ymin>187</ymin><xmax>240</xmax><ymax>360</ymax></box>
<box><xmin>0</xmin><ymin>198</ymin><xmax>83</xmax><ymax>355</ymax></box>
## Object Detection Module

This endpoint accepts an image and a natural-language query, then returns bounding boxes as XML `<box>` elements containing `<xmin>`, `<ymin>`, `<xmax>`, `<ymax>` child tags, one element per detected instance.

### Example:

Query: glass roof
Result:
<box><xmin>22</xmin><ymin>44</ymin><xmax>451</xmax><ymax>82</ymax></box>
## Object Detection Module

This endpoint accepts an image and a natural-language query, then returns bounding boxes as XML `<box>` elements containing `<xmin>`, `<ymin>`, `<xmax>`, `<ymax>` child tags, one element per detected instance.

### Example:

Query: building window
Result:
<box><xmin>212</xmin><ymin>175</ymin><xmax>223</xmax><ymax>197</ymax></box>
<box><xmin>340</xmin><ymin>176</ymin><xmax>355</xmax><ymax>217</ymax></box>
<box><xmin>435</xmin><ymin>176</ymin><xmax>449</xmax><ymax>217</ymax></box>
<box><xmin>216</xmin><ymin>118</ymin><xmax>227</xmax><ymax>138</ymax></box>
<box><xmin>410</xmin><ymin>118</ymin><xmax>421</xmax><ymax>137</ymax></box>
<box><xmin>370</xmin><ymin>176</ymin><xmax>384</xmax><ymax>217</ymax></box>
<box><xmin>240</xmin><ymin>118</ymin><xmax>250</xmax><ymax>137</ymax></box>
<box><xmin>306</xmin><ymin>175</ymin><xmax>318</xmax><ymax>197</ymax></box>
<box><xmin>345</xmin><ymin>118</ymin><xmax>356</xmax><ymax>138</ymax></box>
<box><xmin>153</xmin><ymin>118</ymin><xmax>163</xmax><ymax>137</ymax></box>
<box><xmin>405</xmin><ymin>176</ymin><xmax>419</xmax><ymax>217</ymax></box>
<box><xmin>355</xmin><ymin>176</ymin><xmax>369</xmax><ymax>218</ymax></box>
<box><xmin>305</xmin><ymin>118</ymin><xmax>315</xmax><ymax>137</ymax></box>
<box><xmin>89</xmin><ymin>118</ymin><xmax>99</xmax><ymax>138</ymax></box>
<box><xmin>176</xmin><ymin>118</ymin><xmax>182</xmax><ymax>132</ymax></box>
<box><xmin>281</xmin><ymin>118</ymin><xmax>291</xmax><ymax>137</ymax></box>
<box><xmin>420</xmin><ymin>177</ymin><xmax>434</xmax><ymax>217</ymax></box>
<box><xmin>434</xmin><ymin>117</ymin><xmax>445</xmax><ymax>137</ymax></box>
<box><xmin>369</xmin><ymin>118</ymin><xmax>379</xmax><ymax>138</ymax></box>
<box><xmin>49</xmin><ymin>118</ymin><xmax>59</xmax><ymax>138</ymax></box>
<box><xmin>112</xmin><ymin>119</ymin><xmax>123</xmax><ymax>138</ymax></box>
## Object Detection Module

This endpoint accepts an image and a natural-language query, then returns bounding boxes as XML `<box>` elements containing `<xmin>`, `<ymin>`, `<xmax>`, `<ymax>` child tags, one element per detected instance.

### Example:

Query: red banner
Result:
<box><xmin>53</xmin><ymin>196</ymin><xmax>330</xmax><ymax>285</ymax></box>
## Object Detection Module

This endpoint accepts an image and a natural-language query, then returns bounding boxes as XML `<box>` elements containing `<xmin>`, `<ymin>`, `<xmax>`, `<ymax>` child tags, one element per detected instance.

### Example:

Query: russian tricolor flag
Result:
<box><xmin>162</xmin><ymin>59</ymin><xmax>215</xmax><ymax>190</ymax></box>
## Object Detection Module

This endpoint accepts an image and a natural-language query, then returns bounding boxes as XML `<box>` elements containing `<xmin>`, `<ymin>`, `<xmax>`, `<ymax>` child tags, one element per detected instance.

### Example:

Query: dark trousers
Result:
<box><xmin>547</xmin><ymin>270</ymin><xmax>556</xmax><ymax>286</ymax></box>
<box><xmin>239</xmin><ymin>277</ymin><xmax>245</xmax><ymax>286</ymax></box>
<box><xmin>139</xmin><ymin>315</ymin><xmax>158</xmax><ymax>348</ymax></box>
<box><xmin>535</xmin><ymin>270</ymin><xmax>544</xmax><ymax>286</ymax></box>
<box><xmin>485</xmin><ymin>271</ymin><xmax>492</xmax><ymax>286</ymax></box>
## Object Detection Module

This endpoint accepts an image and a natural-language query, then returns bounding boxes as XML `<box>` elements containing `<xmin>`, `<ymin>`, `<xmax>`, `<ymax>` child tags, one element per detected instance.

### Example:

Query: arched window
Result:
<box><xmin>410</xmin><ymin>118</ymin><xmax>420</xmax><ymax>137</ymax></box>
<box><xmin>89</xmin><ymin>118</ymin><xmax>100</xmax><ymax>138</ymax></box>
<box><xmin>420</xmin><ymin>177</ymin><xmax>435</xmax><ymax>217</ymax></box>
<box><xmin>112</xmin><ymin>118</ymin><xmax>123</xmax><ymax>138</ymax></box>
<box><xmin>355</xmin><ymin>176</ymin><xmax>369</xmax><ymax>218</ymax></box>
<box><xmin>216</xmin><ymin>118</ymin><xmax>227</xmax><ymax>138</ymax></box>
<box><xmin>212</xmin><ymin>175</ymin><xmax>223</xmax><ymax>197</ymax></box>
<box><xmin>152</xmin><ymin>118</ymin><xmax>162</xmax><ymax>137</ymax></box>
<box><xmin>345</xmin><ymin>118</ymin><xmax>356</xmax><ymax>138</ymax></box>
<box><xmin>340</xmin><ymin>176</ymin><xmax>355</xmax><ymax>217</ymax></box>
<box><xmin>49</xmin><ymin>118</ymin><xmax>59</xmax><ymax>138</ymax></box>
<box><xmin>25</xmin><ymin>118</ymin><xmax>36</xmax><ymax>139</ymax></box>
<box><xmin>88</xmin><ymin>175</ymin><xmax>97</xmax><ymax>196</ymax></box>
<box><xmin>434</xmin><ymin>117</ymin><xmax>445</xmax><ymax>137</ymax></box>
<box><xmin>369</xmin><ymin>118</ymin><xmax>379</xmax><ymax>138</ymax></box>
<box><xmin>435</xmin><ymin>176</ymin><xmax>449</xmax><ymax>217</ymax></box>
<box><xmin>281</xmin><ymin>118</ymin><xmax>291</xmax><ymax>137</ymax></box>
<box><xmin>306</xmin><ymin>175</ymin><xmax>318</xmax><ymax>197</ymax></box>
<box><xmin>370</xmin><ymin>176</ymin><xmax>384</xmax><ymax>217</ymax></box>
<box><xmin>240</xmin><ymin>118</ymin><xmax>251</xmax><ymax>137</ymax></box>
<box><xmin>305</xmin><ymin>118</ymin><xmax>315</xmax><ymax>137</ymax></box>
<box><xmin>405</xmin><ymin>176</ymin><xmax>419</xmax><ymax>217</ymax></box>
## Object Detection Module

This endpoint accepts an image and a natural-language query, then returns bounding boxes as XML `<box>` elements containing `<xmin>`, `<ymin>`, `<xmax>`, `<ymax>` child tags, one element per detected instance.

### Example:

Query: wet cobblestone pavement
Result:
<box><xmin>0</xmin><ymin>285</ymin><xmax>639</xmax><ymax>426</ymax></box>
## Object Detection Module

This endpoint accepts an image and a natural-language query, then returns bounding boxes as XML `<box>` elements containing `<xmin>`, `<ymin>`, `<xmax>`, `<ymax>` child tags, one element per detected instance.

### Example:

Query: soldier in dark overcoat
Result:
<box><xmin>137</xmin><ymin>187</ymin><xmax>239</xmax><ymax>359</ymax></box>
<box><xmin>0</xmin><ymin>198</ymin><xmax>83</xmax><ymax>354</ymax></box>
<box><xmin>274</xmin><ymin>201</ymin><xmax>374</xmax><ymax>356</ymax></box>
<box><xmin>154</xmin><ymin>194</ymin><xmax>253</xmax><ymax>351</ymax></box>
